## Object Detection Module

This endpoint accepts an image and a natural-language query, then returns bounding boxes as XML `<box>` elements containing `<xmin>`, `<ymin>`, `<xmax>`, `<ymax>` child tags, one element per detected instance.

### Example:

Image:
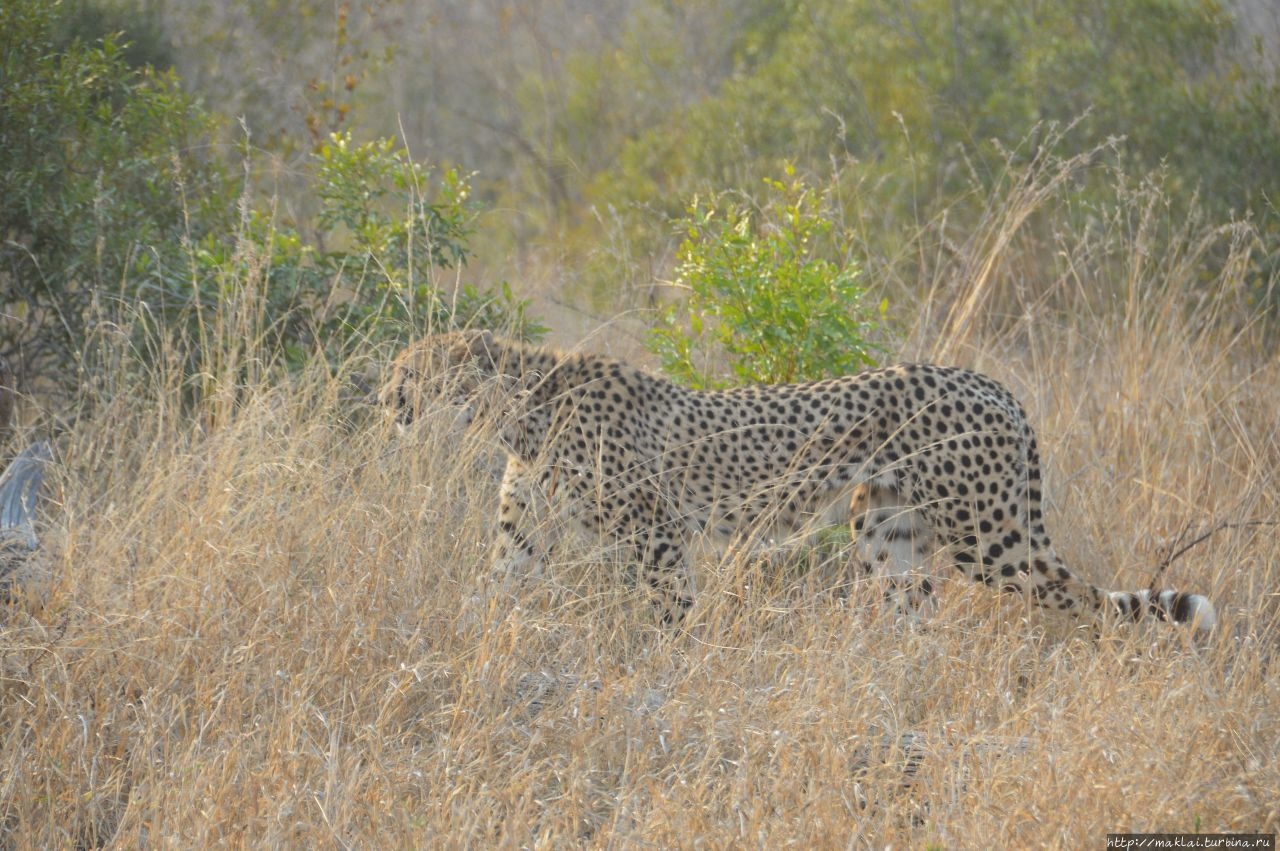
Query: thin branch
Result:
<box><xmin>1150</xmin><ymin>518</ymin><xmax>1278</xmax><ymax>585</ymax></box>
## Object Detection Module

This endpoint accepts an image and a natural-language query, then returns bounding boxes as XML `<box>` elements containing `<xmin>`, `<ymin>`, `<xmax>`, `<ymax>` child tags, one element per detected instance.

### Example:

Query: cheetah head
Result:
<box><xmin>378</xmin><ymin>329</ymin><xmax>502</xmax><ymax>433</ymax></box>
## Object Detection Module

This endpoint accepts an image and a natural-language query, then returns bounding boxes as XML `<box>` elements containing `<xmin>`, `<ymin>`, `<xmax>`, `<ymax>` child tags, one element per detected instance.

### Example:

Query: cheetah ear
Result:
<box><xmin>447</xmin><ymin>329</ymin><xmax>497</xmax><ymax>371</ymax></box>
<box><xmin>466</xmin><ymin>328</ymin><xmax>494</xmax><ymax>350</ymax></box>
<box><xmin>465</xmin><ymin>329</ymin><xmax>497</xmax><ymax>365</ymax></box>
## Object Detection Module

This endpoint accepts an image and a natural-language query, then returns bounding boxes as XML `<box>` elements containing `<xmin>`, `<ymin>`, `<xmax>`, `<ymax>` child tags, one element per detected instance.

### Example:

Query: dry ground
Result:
<box><xmin>2</xmin><ymin>215</ymin><xmax>1279</xmax><ymax>848</ymax></box>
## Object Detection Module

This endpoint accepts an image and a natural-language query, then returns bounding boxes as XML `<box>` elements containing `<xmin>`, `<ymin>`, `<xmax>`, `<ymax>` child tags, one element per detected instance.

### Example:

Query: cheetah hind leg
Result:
<box><xmin>850</xmin><ymin>485</ymin><xmax>1217</xmax><ymax>634</ymax></box>
<box><xmin>633</xmin><ymin>519</ymin><xmax>697</xmax><ymax>627</ymax></box>
<box><xmin>849</xmin><ymin>483</ymin><xmax>939</xmax><ymax>618</ymax></box>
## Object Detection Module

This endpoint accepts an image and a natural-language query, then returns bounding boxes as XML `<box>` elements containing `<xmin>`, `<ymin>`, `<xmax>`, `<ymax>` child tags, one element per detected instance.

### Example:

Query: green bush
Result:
<box><xmin>193</xmin><ymin>133</ymin><xmax>546</xmax><ymax>370</ymax></box>
<box><xmin>0</xmin><ymin>0</ymin><xmax>233</xmax><ymax>380</ymax></box>
<box><xmin>1</xmin><ymin>0</ymin><xmax>542</xmax><ymax>402</ymax></box>
<box><xmin>649</xmin><ymin>173</ymin><xmax>885</xmax><ymax>388</ymax></box>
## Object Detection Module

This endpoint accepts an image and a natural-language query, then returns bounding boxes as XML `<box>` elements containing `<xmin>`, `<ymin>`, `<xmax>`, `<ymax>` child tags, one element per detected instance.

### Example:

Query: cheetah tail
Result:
<box><xmin>1107</xmin><ymin>589</ymin><xmax>1217</xmax><ymax>634</ymax></box>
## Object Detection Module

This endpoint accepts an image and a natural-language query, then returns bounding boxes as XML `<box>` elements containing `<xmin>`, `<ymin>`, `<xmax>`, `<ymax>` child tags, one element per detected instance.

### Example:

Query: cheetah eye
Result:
<box><xmin>395</xmin><ymin>384</ymin><xmax>415</xmax><ymax>427</ymax></box>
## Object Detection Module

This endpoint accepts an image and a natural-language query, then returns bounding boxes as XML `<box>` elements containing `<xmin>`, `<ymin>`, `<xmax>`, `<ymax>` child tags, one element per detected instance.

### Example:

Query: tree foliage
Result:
<box><xmin>572</xmin><ymin>0</ymin><xmax>1279</xmax><ymax>290</ymax></box>
<box><xmin>1</xmin><ymin>0</ymin><xmax>542</xmax><ymax>399</ymax></box>
<box><xmin>0</xmin><ymin>0</ymin><xmax>232</xmax><ymax>375</ymax></box>
<box><xmin>116</xmin><ymin>0</ymin><xmax>1277</xmax><ymax>309</ymax></box>
<box><xmin>5</xmin><ymin>0</ymin><xmax>1277</xmax><ymax>398</ymax></box>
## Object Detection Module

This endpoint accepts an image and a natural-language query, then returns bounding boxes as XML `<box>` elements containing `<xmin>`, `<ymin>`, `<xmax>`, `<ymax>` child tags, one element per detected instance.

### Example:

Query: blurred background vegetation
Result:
<box><xmin>3</xmin><ymin>0</ymin><xmax>1278</xmax><ymax>395</ymax></box>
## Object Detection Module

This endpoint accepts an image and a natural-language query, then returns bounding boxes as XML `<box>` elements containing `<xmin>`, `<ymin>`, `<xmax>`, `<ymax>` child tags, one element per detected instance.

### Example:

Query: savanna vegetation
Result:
<box><xmin>2</xmin><ymin>0</ymin><xmax>1279</xmax><ymax>846</ymax></box>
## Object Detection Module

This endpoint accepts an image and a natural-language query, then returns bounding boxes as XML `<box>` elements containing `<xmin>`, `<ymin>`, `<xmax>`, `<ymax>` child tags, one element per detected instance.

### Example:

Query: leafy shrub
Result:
<box><xmin>308</xmin><ymin>133</ymin><xmax>545</xmax><ymax>345</ymax></box>
<box><xmin>0</xmin><ymin>0</ymin><xmax>233</xmax><ymax>380</ymax></box>
<box><xmin>189</xmin><ymin>133</ymin><xmax>545</xmax><ymax>373</ymax></box>
<box><xmin>649</xmin><ymin>173</ymin><xmax>885</xmax><ymax>388</ymax></box>
<box><xmin>1</xmin><ymin>0</ymin><xmax>543</xmax><ymax>402</ymax></box>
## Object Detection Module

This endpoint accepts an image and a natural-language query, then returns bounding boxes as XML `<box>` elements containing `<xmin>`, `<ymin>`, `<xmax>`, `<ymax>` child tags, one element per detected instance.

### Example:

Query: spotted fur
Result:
<box><xmin>382</xmin><ymin>330</ymin><xmax>1216</xmax><ymax>633</ymax></box>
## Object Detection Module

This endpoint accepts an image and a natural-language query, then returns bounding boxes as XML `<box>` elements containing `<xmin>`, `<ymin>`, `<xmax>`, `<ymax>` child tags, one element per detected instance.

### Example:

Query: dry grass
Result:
<box><xmin>2</xmin><ymin>179</ymin><xmax>1279</xmax><ymax>849</ymax></box>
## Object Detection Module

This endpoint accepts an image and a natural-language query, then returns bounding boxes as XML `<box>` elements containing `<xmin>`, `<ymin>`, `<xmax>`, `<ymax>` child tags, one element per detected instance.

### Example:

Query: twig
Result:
<box><xmin>1150</xmin><ymin>518</ymin><xmax>1277</xmax><ymax>586</ymax></box>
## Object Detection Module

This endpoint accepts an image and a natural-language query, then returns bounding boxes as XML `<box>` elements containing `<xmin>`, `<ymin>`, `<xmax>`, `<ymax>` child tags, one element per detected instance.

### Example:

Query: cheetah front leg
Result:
<box><xmin>492</xmin><ymin>455</ymin><xmax>556</xmax><ymax>578</ymax></box>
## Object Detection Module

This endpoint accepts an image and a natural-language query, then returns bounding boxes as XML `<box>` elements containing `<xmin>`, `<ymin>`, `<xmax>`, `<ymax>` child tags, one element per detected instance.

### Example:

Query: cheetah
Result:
<box><xmin>381</xmin><ymin>330</ymin><xmax>1216</xmax><ymax>633</ymax></box>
